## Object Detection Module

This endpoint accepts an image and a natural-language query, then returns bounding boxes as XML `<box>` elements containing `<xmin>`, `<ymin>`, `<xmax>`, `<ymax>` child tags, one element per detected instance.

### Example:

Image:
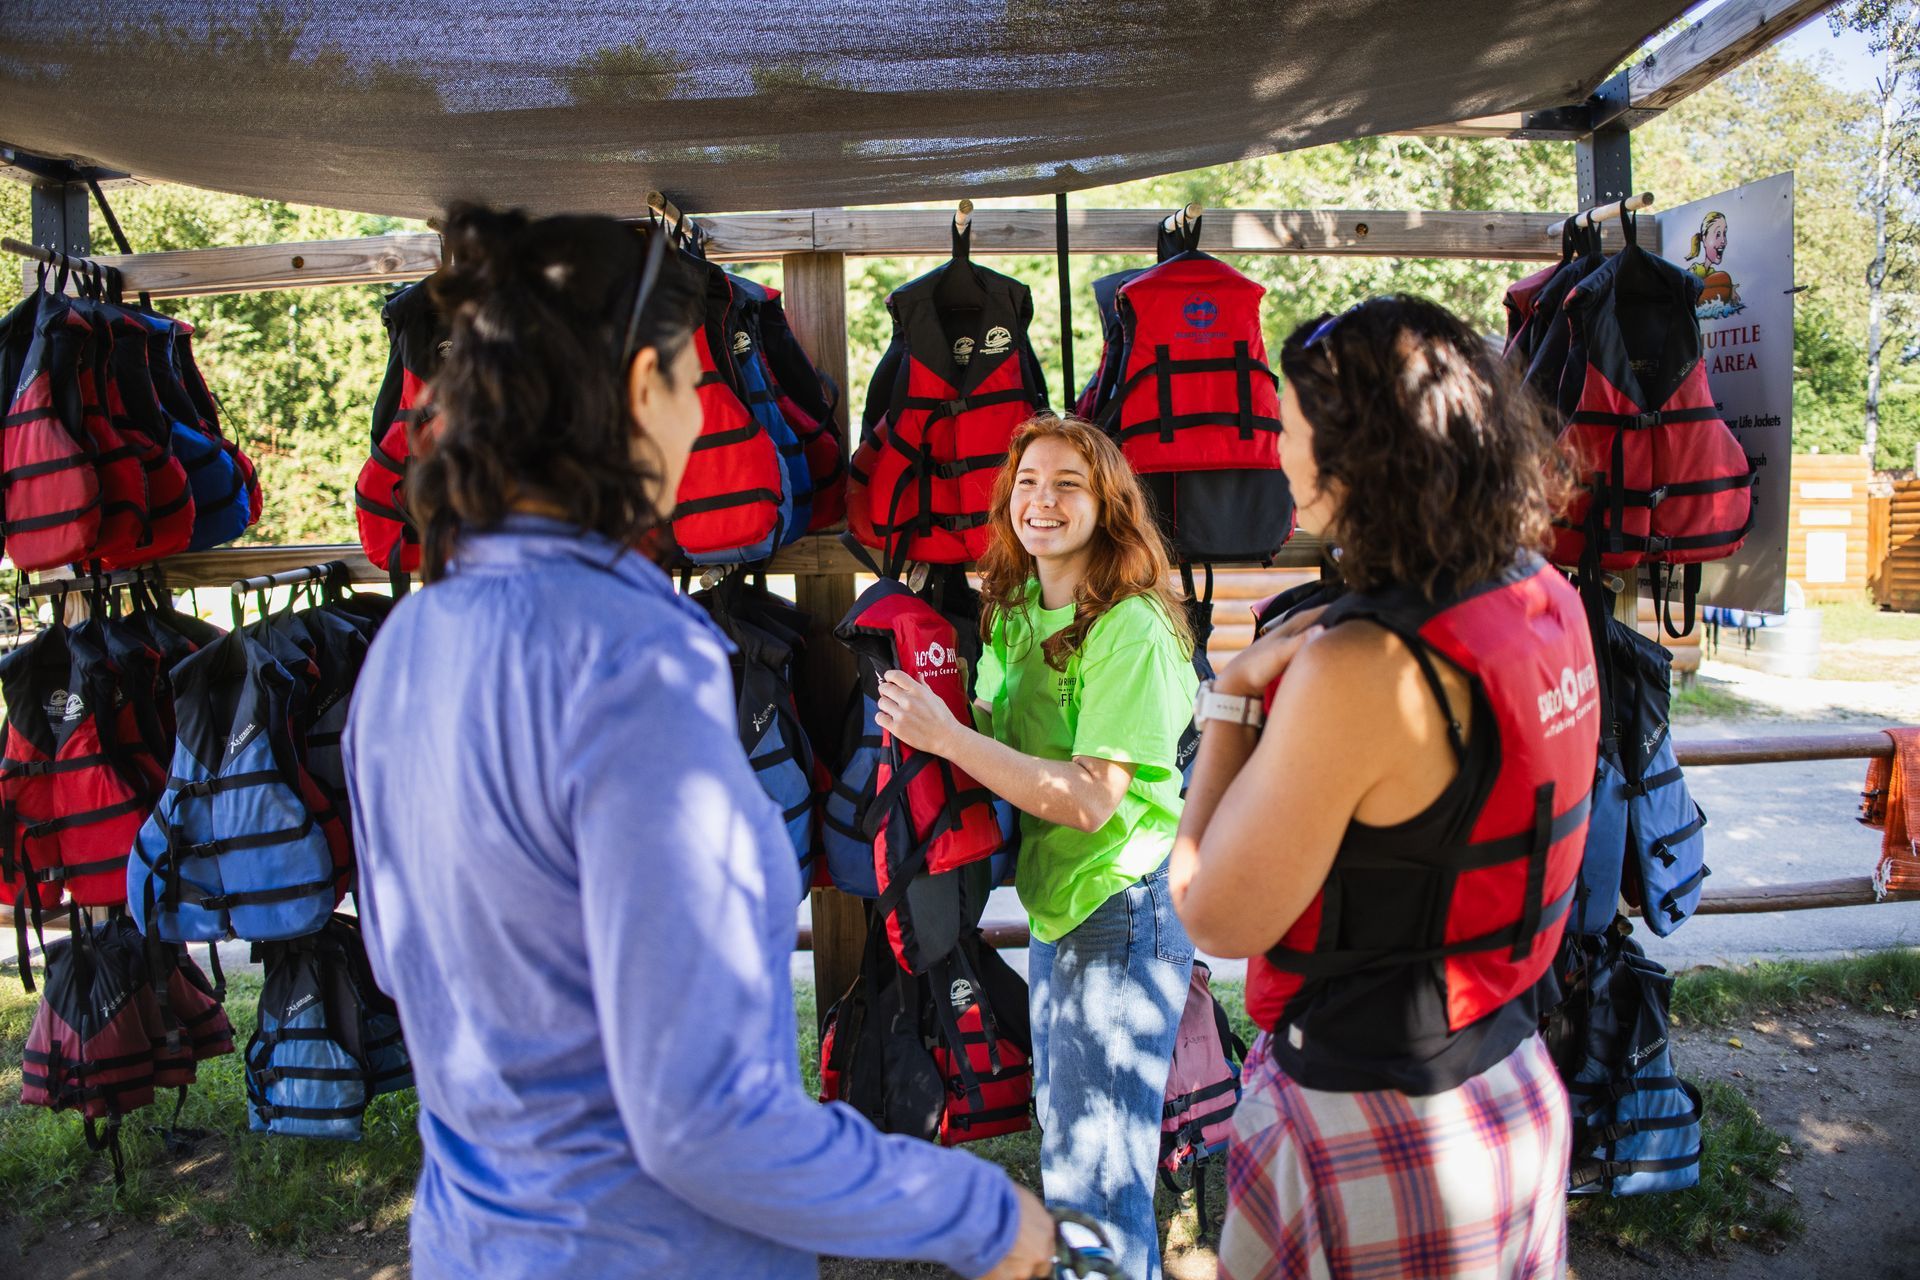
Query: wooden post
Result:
<box><xmin>780</xmin><ymin>244</ymin><xmax>867</xmax><ymax>1022</ymax></box>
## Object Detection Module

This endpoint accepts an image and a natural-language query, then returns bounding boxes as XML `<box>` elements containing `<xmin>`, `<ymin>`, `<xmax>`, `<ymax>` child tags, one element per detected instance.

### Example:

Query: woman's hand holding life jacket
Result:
<box><xmin>875</xmin><ymin>668</ymin><xmax>967</xmax><ymax>758</ymax></box>
<box><xmin>1217</xmin><ymin>608</ymin><xmax>1327</xmax><ymax>701</ymax></box>
<box><xmin>978</xmin><ymin>1184</ymin><xmax>1057</xmax><ymax>1280</ymax></box>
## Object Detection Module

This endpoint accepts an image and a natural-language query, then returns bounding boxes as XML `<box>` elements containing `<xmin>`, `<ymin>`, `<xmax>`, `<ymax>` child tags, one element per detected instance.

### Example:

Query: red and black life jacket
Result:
<box><xmin>1552</xmin><ymin>236</ymin><xmax>1757</xmax><ymax>633</ymax></box>
<box><xmin>1502</xmin><ymin>261</ymin><xmax>1561</xmax><ymax>360</ymax></box>
<box><xmin>727</xmin><ymin>273</ymin><xmax>847</xmax><ymax>533</ymax></box>
<box><xmin>852</xmin><ymin>249</ymin><xmax>1047</xmax><ymax>576</ymax></box>
<box><xmin>1247</xmin><ymin>556</ymin><xmax>1598</xmax><ymax>1095</ymax></box>
<box><xmin>96</xmin><ymin>300</ymin><xmax>197</xmax><ymax>566</ymax></box>
<box><xmin>0</xmin><ymin>624</ymin><xmax>158</xmax><ymax>983</ymax></box>
<box><xmin>3</xmin><ymin>286</ymin><xmax>102</xmax><ymax>570</ymax></box>
<box><xmin>60</xmin><ymin>297</ymin><xmax>151</xmax><ymax>565</ymax></box>
<box><xmin>1089</xmin><ymin>245</ymin><xmax>1294</xmax><ymax>563</ymax></box>
<box><xmin>834</xmin><ymin>578</ymin><xmax>1001</xmax><ymax>972</ymax></box>
<box><xmin>354</xmin><ymin>281</ymin><xmax>447</xmax><ymax>579</ymax></box>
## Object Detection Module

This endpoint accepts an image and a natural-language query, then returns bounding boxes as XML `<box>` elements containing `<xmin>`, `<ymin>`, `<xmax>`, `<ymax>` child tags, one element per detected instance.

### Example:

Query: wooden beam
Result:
<box><xmin>1625</xmin><ymin>0</ymin><xmax>1837</xmax><ymax>113</ymax></box>
<box><xmin>23</xmin><ymin>233</ymin><xmax>443</xmax><ymax>301</ymax></box>
<box><xmin>1675</xmin><ymin>731</ymin><xmax>1894</xmax><ymax>768</ymax></box>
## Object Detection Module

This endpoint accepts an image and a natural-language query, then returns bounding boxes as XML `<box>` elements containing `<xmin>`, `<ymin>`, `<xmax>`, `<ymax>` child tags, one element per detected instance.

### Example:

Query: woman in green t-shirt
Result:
<box><xmin>875</xmin><ymin>414</ymin><xmax>1199</xmax><ymax>1280</ymax></box>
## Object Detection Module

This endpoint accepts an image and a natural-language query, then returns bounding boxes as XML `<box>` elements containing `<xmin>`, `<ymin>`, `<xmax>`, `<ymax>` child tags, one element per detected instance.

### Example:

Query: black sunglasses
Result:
<box><xmin>619</xmin><ymin>226</ymin><xmax>671</xmax><ymax>365</ymax></box>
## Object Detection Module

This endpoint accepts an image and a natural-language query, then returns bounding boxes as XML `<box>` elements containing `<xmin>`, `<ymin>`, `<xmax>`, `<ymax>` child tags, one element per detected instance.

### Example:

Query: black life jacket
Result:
<box><xmin>1175</xmin><ymin>565</ymin><xmax>1216</xmax><ymax>797</ymax></box>
<box><xmin>726</xmin><ymin>273</ymin><xmax>840</xmax><ymax>540</ymax></box>
<box><xmin>821</xmin><ymin>925</ymin><xmax>1032</xmax><ymax>1147</ymax></box>
<box><xmin>3</xmin><ymin>285</ymin><xmax>102</xmax><ymax>569</ymax></box>
<box><xmin>851</xmin><ymin>246</ymin><xmax>1047</xmax><ymax>576</ymax></box>
<box><xmin>1576</xmin><ymin>617</ymin><xmax>1709</xmax><ymax>937</ymax></box>
<box><xmin>1073</xmin><ymin>266</ymin><xmax>1147</xmax><ymax>420</ymax></box>
<box><xmin>734</xmin><ymin>276</ymin><xmax>846</xmax><ymax>530</ymax></box>
<box><xmin>354</xmin><ymin>281</ymin><xmax>447</xmax><ymax>579</ymax></box>
<box><xmin>21</xmin><ymin>915</ymin><xmax>233</xmax><ymax>1182</ymax></box>
<box><xmin>689</xmin><ymin>576</ymin><xmax>825</xmax><ymax>893</ymax></box>
<box><xmin>831</xmin><ymin>578</ymin><xmax>1001</xmax><ymax>972</ymax></box>
<box><xmin>668</xmin><ymin>257</ymin><xmax>788</xmax><ymax>565</ymax></box>
<box><xmin>128</xmin><ymin>629</ymin><xmax>343</xmax><ymax>945</ymax></box>
<box><xmin>247</xmin><ymin>913</ymin><xmax>413</xmax><ymax>1139</ymax></box>
<box><xmin>1546</xmin><ymin>927</ymin><xmax>1703</xmax><ymax>1197</ymax></box>
<box><xmin>1552</xmin><ymin>232</ymin><xmax>1758</xmax><ymax>635</ymax></box>
<box><xmin>1501</xmin><ymin>261</ymin><xmax>1560</xmax><ymax>361</ymax></box>
<box><xmin>0</xmin><ymin>624</ymin><xmax>158</xmax><ymax>983</ymax></box>
<box><xmin>1254</xmin><ymin>557</ymin><xmax>1598</xmax><ymax>1094</ymax></box>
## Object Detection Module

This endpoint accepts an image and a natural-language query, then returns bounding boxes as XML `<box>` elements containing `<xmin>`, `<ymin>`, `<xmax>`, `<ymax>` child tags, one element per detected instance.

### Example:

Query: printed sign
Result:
<box><xmin>1655</xmin><ymin>172</ymin><xmax>1795</xmax><ymax>613</ymax></box>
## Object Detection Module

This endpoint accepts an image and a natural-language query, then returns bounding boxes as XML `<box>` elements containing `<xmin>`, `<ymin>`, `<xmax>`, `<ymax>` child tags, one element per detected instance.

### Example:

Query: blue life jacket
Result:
<box><xmin>127</xmin><ymin>629</ymin><xmax>338</xmax><ymax>942</ymax></box>
<box><xmin>246</xmin><ymin>914</ymin><xmax>411</xmax><ymax>1140</ymax></box>
<box><xmin>689</xmin><ymin>577</ymin><xmax>821</xmax><ymax>892</ymax></box>
<box><xmin>1576</xmin><ymin>618</ymin><xmax>1709</xmax><ymax>935</ymax></box>
<box><xmin>1555</xmin><ymin>928</ymin><xmax>1703</xmax><ymax>1196</ymax></box>
<box><xmin>134</xmin><ymin>314</ymin><xmax>249</xmax><ymax>551</ymax></box>
<box><xmin>725</xmin><ymin>279</ymin><xmax>812</xmax><ymax>541</ymax></box>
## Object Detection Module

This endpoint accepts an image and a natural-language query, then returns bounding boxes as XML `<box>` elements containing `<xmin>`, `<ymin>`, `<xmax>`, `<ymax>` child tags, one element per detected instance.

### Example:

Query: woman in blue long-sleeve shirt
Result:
<box><xmin>343</xmin><ymin>205</ymin><xmax>1053</xmax><ymax>1280</ymax></box>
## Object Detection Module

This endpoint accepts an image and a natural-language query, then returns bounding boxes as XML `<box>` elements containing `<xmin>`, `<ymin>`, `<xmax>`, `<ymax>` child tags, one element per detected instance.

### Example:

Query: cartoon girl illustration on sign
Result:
<box><xmin>1687</xmin><ymin>210</ymin><xmax>1744</xmax><ymax>317</ymax></box>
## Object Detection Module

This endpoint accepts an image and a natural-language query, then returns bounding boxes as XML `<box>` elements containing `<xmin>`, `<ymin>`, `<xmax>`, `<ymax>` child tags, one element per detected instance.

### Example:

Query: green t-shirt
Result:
<box><xmin>974</xmin><ymin>585</ymin><xmax>1198</xmax><ymax>942</ymax></box>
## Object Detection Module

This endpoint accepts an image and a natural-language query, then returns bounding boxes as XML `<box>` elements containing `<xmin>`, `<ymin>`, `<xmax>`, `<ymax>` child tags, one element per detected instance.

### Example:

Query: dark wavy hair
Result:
<box><xmin>978</xmin><ymin>415</ymin><xmax>1192</xmax><ymax>671</ymax></box>
<box><xmin>408</xmin><ymin>204</ymin><xmax>703</xmax><ymax>582</ymax></box>
<box><xmin>1278</xmin><ymin>295</ymin><xmax>1571</xmax><ymax>597</ymax></box>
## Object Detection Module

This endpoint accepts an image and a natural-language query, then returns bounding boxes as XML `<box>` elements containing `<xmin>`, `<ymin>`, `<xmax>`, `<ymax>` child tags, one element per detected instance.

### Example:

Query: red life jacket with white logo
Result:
<box><xmin>1247</xmin><ymin>557</ymin><xmax>1597</xmax><ymax>1094</ymax></box>
<box><xmin>852</xmin><ymin>259</ymin><xmax>1046</xmax><ymax>576</ymax></box>
<box><xmin>354</xmin><ymin>281</ymin><xmax>446</xmax><ymax>577</ymax></box>
<box><xmin>1552</xmin><ymin>242</ymin><xmax>1757</xmax><ymax>578</ymax></box>
<box><xmin>3</xmin><ymin>288</ymin><xmax>102</xmax><ymax>570</ymax></box>
<box><xmin>835</xmin><ymin>579</ymin><xmax>1001</xmax><ymax>972</ymax></box>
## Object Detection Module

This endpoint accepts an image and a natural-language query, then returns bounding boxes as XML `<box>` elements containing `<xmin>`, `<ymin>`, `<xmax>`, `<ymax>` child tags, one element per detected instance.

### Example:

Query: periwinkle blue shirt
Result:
<box><xmin>343</xmin><ymin>516</ymin><xmax>1017</xmax><ymax>1279</ymax></box>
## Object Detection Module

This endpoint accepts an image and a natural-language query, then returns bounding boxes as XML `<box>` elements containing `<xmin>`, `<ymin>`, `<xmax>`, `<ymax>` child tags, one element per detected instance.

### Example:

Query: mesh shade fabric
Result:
<box><xmin>0</xmin><ymin>1</ymin><xmax>1687</xmax><ymax>217</ymax></box>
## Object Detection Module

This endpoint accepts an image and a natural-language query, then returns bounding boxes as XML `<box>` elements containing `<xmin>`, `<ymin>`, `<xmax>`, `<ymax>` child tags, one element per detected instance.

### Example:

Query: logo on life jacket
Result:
<box><xmin>286</xmin><ymin>993</ymin><xmax>318</xmax><ymax>1018</ymax></box>
<box><xmin>732</xmin><ymin>331</ymin><xmax>752</xmax><ymax>356</ymax></box>
<box><xmin>43</xmin><ymin>690</ymin><xmax>84</xmax><ymax>722</ymax></box>
<box><xmin>436</xmin><ymin>339</ymin><xmax>453</xmax><ymax>359</ymax></box>
<box><xmin>914</xmin><ymin>641</ymin><xmax>957</xmax><ymax>678</ymax></box>
<box><xmin>951</xmin><ymin>336</ymin><xmax>975</xmax><ymax>366</ymax></box>
<box><xmin>1536</xmin><ymin>663</ymin><xmax>1598</xmax><ymax>731</ymax></box>
<box><xmin>752</xmin><ymin>703</ymin><xmax>776</xmax><ymax>733</ymax></box>
<box><xmin>1181</xmin><ymin>292</ymin><xmax>1219</xmax><ymax>334</ymax></box>
<box><xmin>949</xmin><ymin>978</ymin><xmax>974</xmax><ymax>1011</ymax></box>
<box><xmin>982</xmin><ymin>327</ymin><xmax>1012</xmax><ymax>356</ymax></box>
<box><xmin>228</xmin><ymin>723</ymin><xmax>259</xmax><ymax>753</ymax></box>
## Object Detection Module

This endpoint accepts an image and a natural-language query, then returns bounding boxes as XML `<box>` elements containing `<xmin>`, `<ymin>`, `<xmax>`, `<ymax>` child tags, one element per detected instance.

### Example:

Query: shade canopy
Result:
<box><xmin>0</xmin><ymin>1</ymin><xmax>1689</xmax><ymax>218</ymax></box>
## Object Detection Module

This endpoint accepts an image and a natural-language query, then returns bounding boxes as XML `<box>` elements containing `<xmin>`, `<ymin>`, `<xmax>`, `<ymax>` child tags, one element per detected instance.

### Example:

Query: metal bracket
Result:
<box><xmin>1587</xmin><ymin>69</ymin><xmax>1664</xmax><ymax>134</ymax></box>
<box><xmin>0</xmin><ymin>143</ymin><xmax>132</xmax><ymax>189</ymax></box>
<box><xmin>1574</xmin><ymin>127</ymin><xmax>1634</xmax><ymax>215</ymax></box>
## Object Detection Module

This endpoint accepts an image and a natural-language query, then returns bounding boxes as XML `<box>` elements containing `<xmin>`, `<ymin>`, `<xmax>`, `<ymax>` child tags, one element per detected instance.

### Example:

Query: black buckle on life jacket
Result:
<box><xmin>178</xmin><ymin>779</ymin><xmax>219</xmax><ymax>799</ymax></box>
<box><xmin>183</xmin><ymin>839</ymin><xmax>227</xmax><ymax>860</ymax></box>
<box><xmin>253</xmin><ymin>1066</ymin><xmax>280</xmax><ymax>1087</ymax></box>
<box><xmin>1644</xmin><ymin>484</ymin><xmax>1669</xmax><ymax>508</ymax></box>
<box><xmin>1629</xmin><ymin>411</ymin><xmax>1662</xmax><ymax>430</ymax></box>
<box><xmin>195</xmin><ymin>891</ymin><xmax>234</xmax><ymax>911</ymax></box>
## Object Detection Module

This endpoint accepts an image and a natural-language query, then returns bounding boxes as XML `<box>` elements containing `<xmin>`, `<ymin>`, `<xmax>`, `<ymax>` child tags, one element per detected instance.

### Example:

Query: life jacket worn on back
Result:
<box><xmin>1546</xmin><ymin>927</ymin><xmax>1703</xmax><ymax>1196</ymax></box>
<box><xmin>1553</xmin><ymin>229</ymin><xmax>1757</xmax><ymax>634</ymax></box>
<box><xmin>690</xmin><ymin>576</ymin><xmax>824</xmax><ymax>891</ymax></box>
<box><xmin>852</xmin><ymin>237</ymin><xmax>1047</xmax><ymax>575</ymax></box>
<box><xmin>0</xmin><ymin>625</ymin><xmax>157</xmax><ymax>982</ymax></box>
<box><xmin>3</xmin><ymin>285</ymin><xmax>102</xmax><ymax>569</ymax></box>
<box><xmin>1576</xmin><ymin>617</ymin><xmax>1709</xmax><ymax>937</ymax></box>
<box><xmin>833</xmin><ymin>578</ymin><xmax>1001</xmax><ymax>972</ymax></box>
<box><xmin>128</xmin><ymin>628</ymin><xmax>342</xmax><ymax>944</ymax></box>
<box><xmin>21</xmin><ymin>915</ymin><xmax>233</xmax><ymax>1182</ymax></box>
<box><xmin>355</xmin><ymin>281</ymin><xmax>448</xmax><ymax>578</ymax></box>
<box><xmin>247</xmin><ymin>913</ymin><xmax>413</xmax><ymax>1140</ymax></box>
<box><xmin>1160</xmin><ymin>961</ymin><xmax>1247</xmax><ymax>1238</ymax></box>
<box><xmin>1248</xmin><ymin>557</ymin><xmax>1598</xmax><ymax>1095</ymax></box>
<box><xmin>734</xmin><ymin>276</ymin><xmax>847</xmax><ymax>530</ymax></box>
<box><xmin>1098</xmin><ymin>250</ymin><xmax>1295</xmax><ymax>563</ymax></box>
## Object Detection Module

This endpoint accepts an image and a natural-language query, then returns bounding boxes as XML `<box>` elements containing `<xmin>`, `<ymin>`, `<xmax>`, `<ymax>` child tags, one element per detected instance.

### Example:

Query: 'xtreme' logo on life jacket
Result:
<box><xmin>1537</xmin><ymin>662</ymin><xmax>1599</xmax><ymax>737</ymax></box>
<box><xmin>751</xmin><ymin>703</ymin><xmax>776</xmax><ymax>733</ymax></box>
<box><xmin>228</xmin><ymin>723</ymin><xmax>259</xmax><ymax>754</ymax></box>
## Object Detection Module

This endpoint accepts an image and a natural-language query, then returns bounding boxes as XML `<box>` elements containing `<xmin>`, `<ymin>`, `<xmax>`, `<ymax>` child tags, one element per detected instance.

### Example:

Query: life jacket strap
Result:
<box><xmin>2</xmin><ymin>453</ymin><xmax>98</xmax><ymax>482</ymax></box>
<box><xmin>1566</xmin><ymin>406</ymin><xmax>1721</xmax><ymax>429</ymax></box>
<box><xmin>2</xmin><ymin>495</ymin><xmax>102</xmax><ymax>535</ymax></box>
<box><xmin>22</xmin><ymin>793</ymin><xmax>147</xmax><ymax>838</ymax></box>
<box><xmin>690</xmin><ymin>421</ymin><xmax>763</xmax><ymax>452</ymax></box>
<box><xmin>2</xmin><ymin>751</ymin><xmax>122</xmax><ymax>777</ymax></box>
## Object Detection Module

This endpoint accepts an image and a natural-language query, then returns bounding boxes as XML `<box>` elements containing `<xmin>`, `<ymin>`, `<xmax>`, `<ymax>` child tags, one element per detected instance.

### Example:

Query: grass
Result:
<box><xmin>6</xmin><ymin>953</ymin><xmax>1915</xmax><ymax>1260</ymax></box>
<box><xmin>1811</xmin><ymin>597</ymin><xmax>1920</xmax><ymax>683</ymax></box>
<box><xmin>1671</xmin><ymin>679</ymin><xmax>1759</xmax><ymax>719</ymax></box>
<box><xmin>1815</xmin><ymin>598</ymin><xmax>1920</xmax><ymax>647</ymax></box>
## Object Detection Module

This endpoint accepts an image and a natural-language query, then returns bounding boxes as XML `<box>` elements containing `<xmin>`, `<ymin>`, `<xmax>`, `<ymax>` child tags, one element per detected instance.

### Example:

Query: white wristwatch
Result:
<box><xmin>1192</xmin><ymin>679</ymin><xmax>1265</xmax><ymax>730</ymax></box>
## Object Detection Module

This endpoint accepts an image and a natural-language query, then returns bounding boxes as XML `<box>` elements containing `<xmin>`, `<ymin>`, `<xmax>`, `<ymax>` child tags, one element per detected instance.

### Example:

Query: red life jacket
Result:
<box><xmin>1247</xmin><ymin>558</ymin><xmax>1597</xmax><ymax>1095</ymax></box>
<box><xmin>852</xmin><ymin>258</ymin><xmax>1046</xmax><ymax>575</ymax></box>
<box><xmin>669</xmin><ymin>318</ymin><xmax>787</xmax><ymax>564</ymax></box>
<box><xmin>3</xmin><ymin>289</ymin><xmax>102</xmax><ymax>570</ymax></box>
<box><xmin>930</xmin><ymin>933</ymin><xmax>1032</xmax><ymax>1145</ymax></box>
<box><xmin>355</xmin><ymin>281</ymin><xmax>445</xmax><ymax>577</ymax></box>
<box><xmin>67</xmin><ymin>300</ymin><xmax>152</xmax><ymax>564</ymax></box>
<box><xmin>1551</xmin><ymin>242</ymin><xmax>1757</xmax><ymax>585</ymax></box>
<box><xmin>835</xmin><ymin>579</ymin><xmax>1001</xmax><ymax>972</ymax></box>
<box><xmin>96</xmin><ymin>301</ymin><xmax>196</xmax><ymax>566</ymax></box>
<box><xmin>1502</xmin><ymin>262</ymin><xmax>1561</xmax><ymax>360</ymax></box>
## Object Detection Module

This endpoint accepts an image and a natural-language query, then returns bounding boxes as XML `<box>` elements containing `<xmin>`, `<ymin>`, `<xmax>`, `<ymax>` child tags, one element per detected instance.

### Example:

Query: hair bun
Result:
<box><xmin>432</xmin><ymin>203</ymin><xmax>533</xmax><ymax>313</ymax></box>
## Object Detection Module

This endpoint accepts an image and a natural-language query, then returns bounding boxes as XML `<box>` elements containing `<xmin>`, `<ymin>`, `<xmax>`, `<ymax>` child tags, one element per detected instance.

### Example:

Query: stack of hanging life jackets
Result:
<box><xmin>356</xmin><ymin>248</ymin><xmax>845</xmax><ymax>578</ymax></box>
<box><xmin>1502</xmin><ymin>211</ymin><xmax>1722</xmax><ymax>1198</ymax></box>
<box><xmin>1507</xmin><ymin>212</ymin><xmax>1758</xmax><ymax>639</ymax></box>
<box><xmin>817</xmin><ymin>555</ymin><xmax>1031</xmax><ymax>1147</ymax></box>
<box><xmin>1</xmin><ymin>262</ymin><xmax>260</xmax><ymax>574</ymax></box>
<box><xmin>1076</xmin><ymin>214</ymin><xmax>1295</xmax><ymax>576</ymax></box>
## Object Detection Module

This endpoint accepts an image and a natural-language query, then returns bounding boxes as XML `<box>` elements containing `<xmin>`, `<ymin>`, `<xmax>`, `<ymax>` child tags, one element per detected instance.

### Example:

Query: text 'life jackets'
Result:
<box><xmin>1250</xmin><ymin>557</ymin><xmax>1598</xmax><ymax>1094</ymax></box>
<box><xmin>852</xmin><ymin>245</ymin><xmax>1047</xmax><ymax>576</ymax></box>
<box><xmin>833</xmin><ymin>578</ymin><xmax>1001</xmax><ymax>972</ymax></box>
<box><xmin>355</xmin><ymin>281</ymin><xmax>448</xmax><ymax>577</ymax></box>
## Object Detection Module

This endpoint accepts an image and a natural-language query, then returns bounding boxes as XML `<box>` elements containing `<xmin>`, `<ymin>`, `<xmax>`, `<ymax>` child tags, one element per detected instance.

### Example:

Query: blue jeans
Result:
<box><xmin>1028</xmin><ymin>861</ymin><xmax>1194</xmax><ymax>1280</ymax></box>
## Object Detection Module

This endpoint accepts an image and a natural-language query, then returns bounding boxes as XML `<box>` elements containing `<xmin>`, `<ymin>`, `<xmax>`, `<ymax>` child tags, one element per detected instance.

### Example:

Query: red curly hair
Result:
<box><xmin>977</xmin><ymin>415</ymin><xmax>1192</xmax><ymax>671</ymax></box>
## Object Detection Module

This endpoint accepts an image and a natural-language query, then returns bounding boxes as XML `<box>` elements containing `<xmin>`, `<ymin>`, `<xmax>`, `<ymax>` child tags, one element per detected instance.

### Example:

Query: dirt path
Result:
<box><xmin>9</xmin><ymin>1009</ymin><xmax>1915</xmax><ymax>1280</ymax></box>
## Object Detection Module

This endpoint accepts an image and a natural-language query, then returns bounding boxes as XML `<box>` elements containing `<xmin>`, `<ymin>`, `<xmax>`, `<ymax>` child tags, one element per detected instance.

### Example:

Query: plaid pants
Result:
<box><xmin>1219</xmin><ymin>1032</ymin><xmax>1569</xmax><ymax>1280</ymax></box>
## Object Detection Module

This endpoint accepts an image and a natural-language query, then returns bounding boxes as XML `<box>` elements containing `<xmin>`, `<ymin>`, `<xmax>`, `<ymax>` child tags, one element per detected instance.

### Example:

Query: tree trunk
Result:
<box><xmin>1867</xmin><ymin>32</ymin><xmax>1898</xmax><ymax>468</ymax></box>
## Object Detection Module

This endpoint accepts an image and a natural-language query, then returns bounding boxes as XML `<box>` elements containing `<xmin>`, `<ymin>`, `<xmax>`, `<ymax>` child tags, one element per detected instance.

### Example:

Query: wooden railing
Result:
<box><xmin>794</xmin><ymin>728</ymin><xmax>1912</xmax><ymax>951</ymax></box>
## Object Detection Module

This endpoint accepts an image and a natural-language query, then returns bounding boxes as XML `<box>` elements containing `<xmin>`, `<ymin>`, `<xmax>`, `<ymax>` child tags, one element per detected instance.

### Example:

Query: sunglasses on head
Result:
<box><xmin>619</xmin><ymin>225</ymin><xmax>671</xmax><ymax>365</ymax></box>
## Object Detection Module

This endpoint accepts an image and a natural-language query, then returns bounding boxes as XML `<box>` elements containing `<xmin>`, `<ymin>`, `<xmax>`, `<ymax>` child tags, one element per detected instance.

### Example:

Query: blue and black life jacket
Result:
<box><xmin>246</xmin><ymin>913</ymin><xmax>412</xmax><ymax>1140</ymax></box>
<box><xmin>1550</xmin><ymin>926</ymin><xmax>1703</xmax><ymax>1197</ymax></box>
<box><xmin>689</xmin><ymin>575</ymin><xmax>822</xmax><ymax>892</ymax></box>
<box><xmin>135</xmin><ymin>312</ymin><xmax>251</xmax><ymax>551</ymax></box>
<box><xmin>127</xmin><ymin>629</ymin><xmax>341</xmax><ymax>944</ymax></box>
<box><xmin>724</xmin><ymin>276</ymin><xmax>812</xmax><ymax>542</ymax></box>
<box><xmin>1575</xmin><ymin>617</ymin><xmax>1709</xmax><ymax>937</ymax></box>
